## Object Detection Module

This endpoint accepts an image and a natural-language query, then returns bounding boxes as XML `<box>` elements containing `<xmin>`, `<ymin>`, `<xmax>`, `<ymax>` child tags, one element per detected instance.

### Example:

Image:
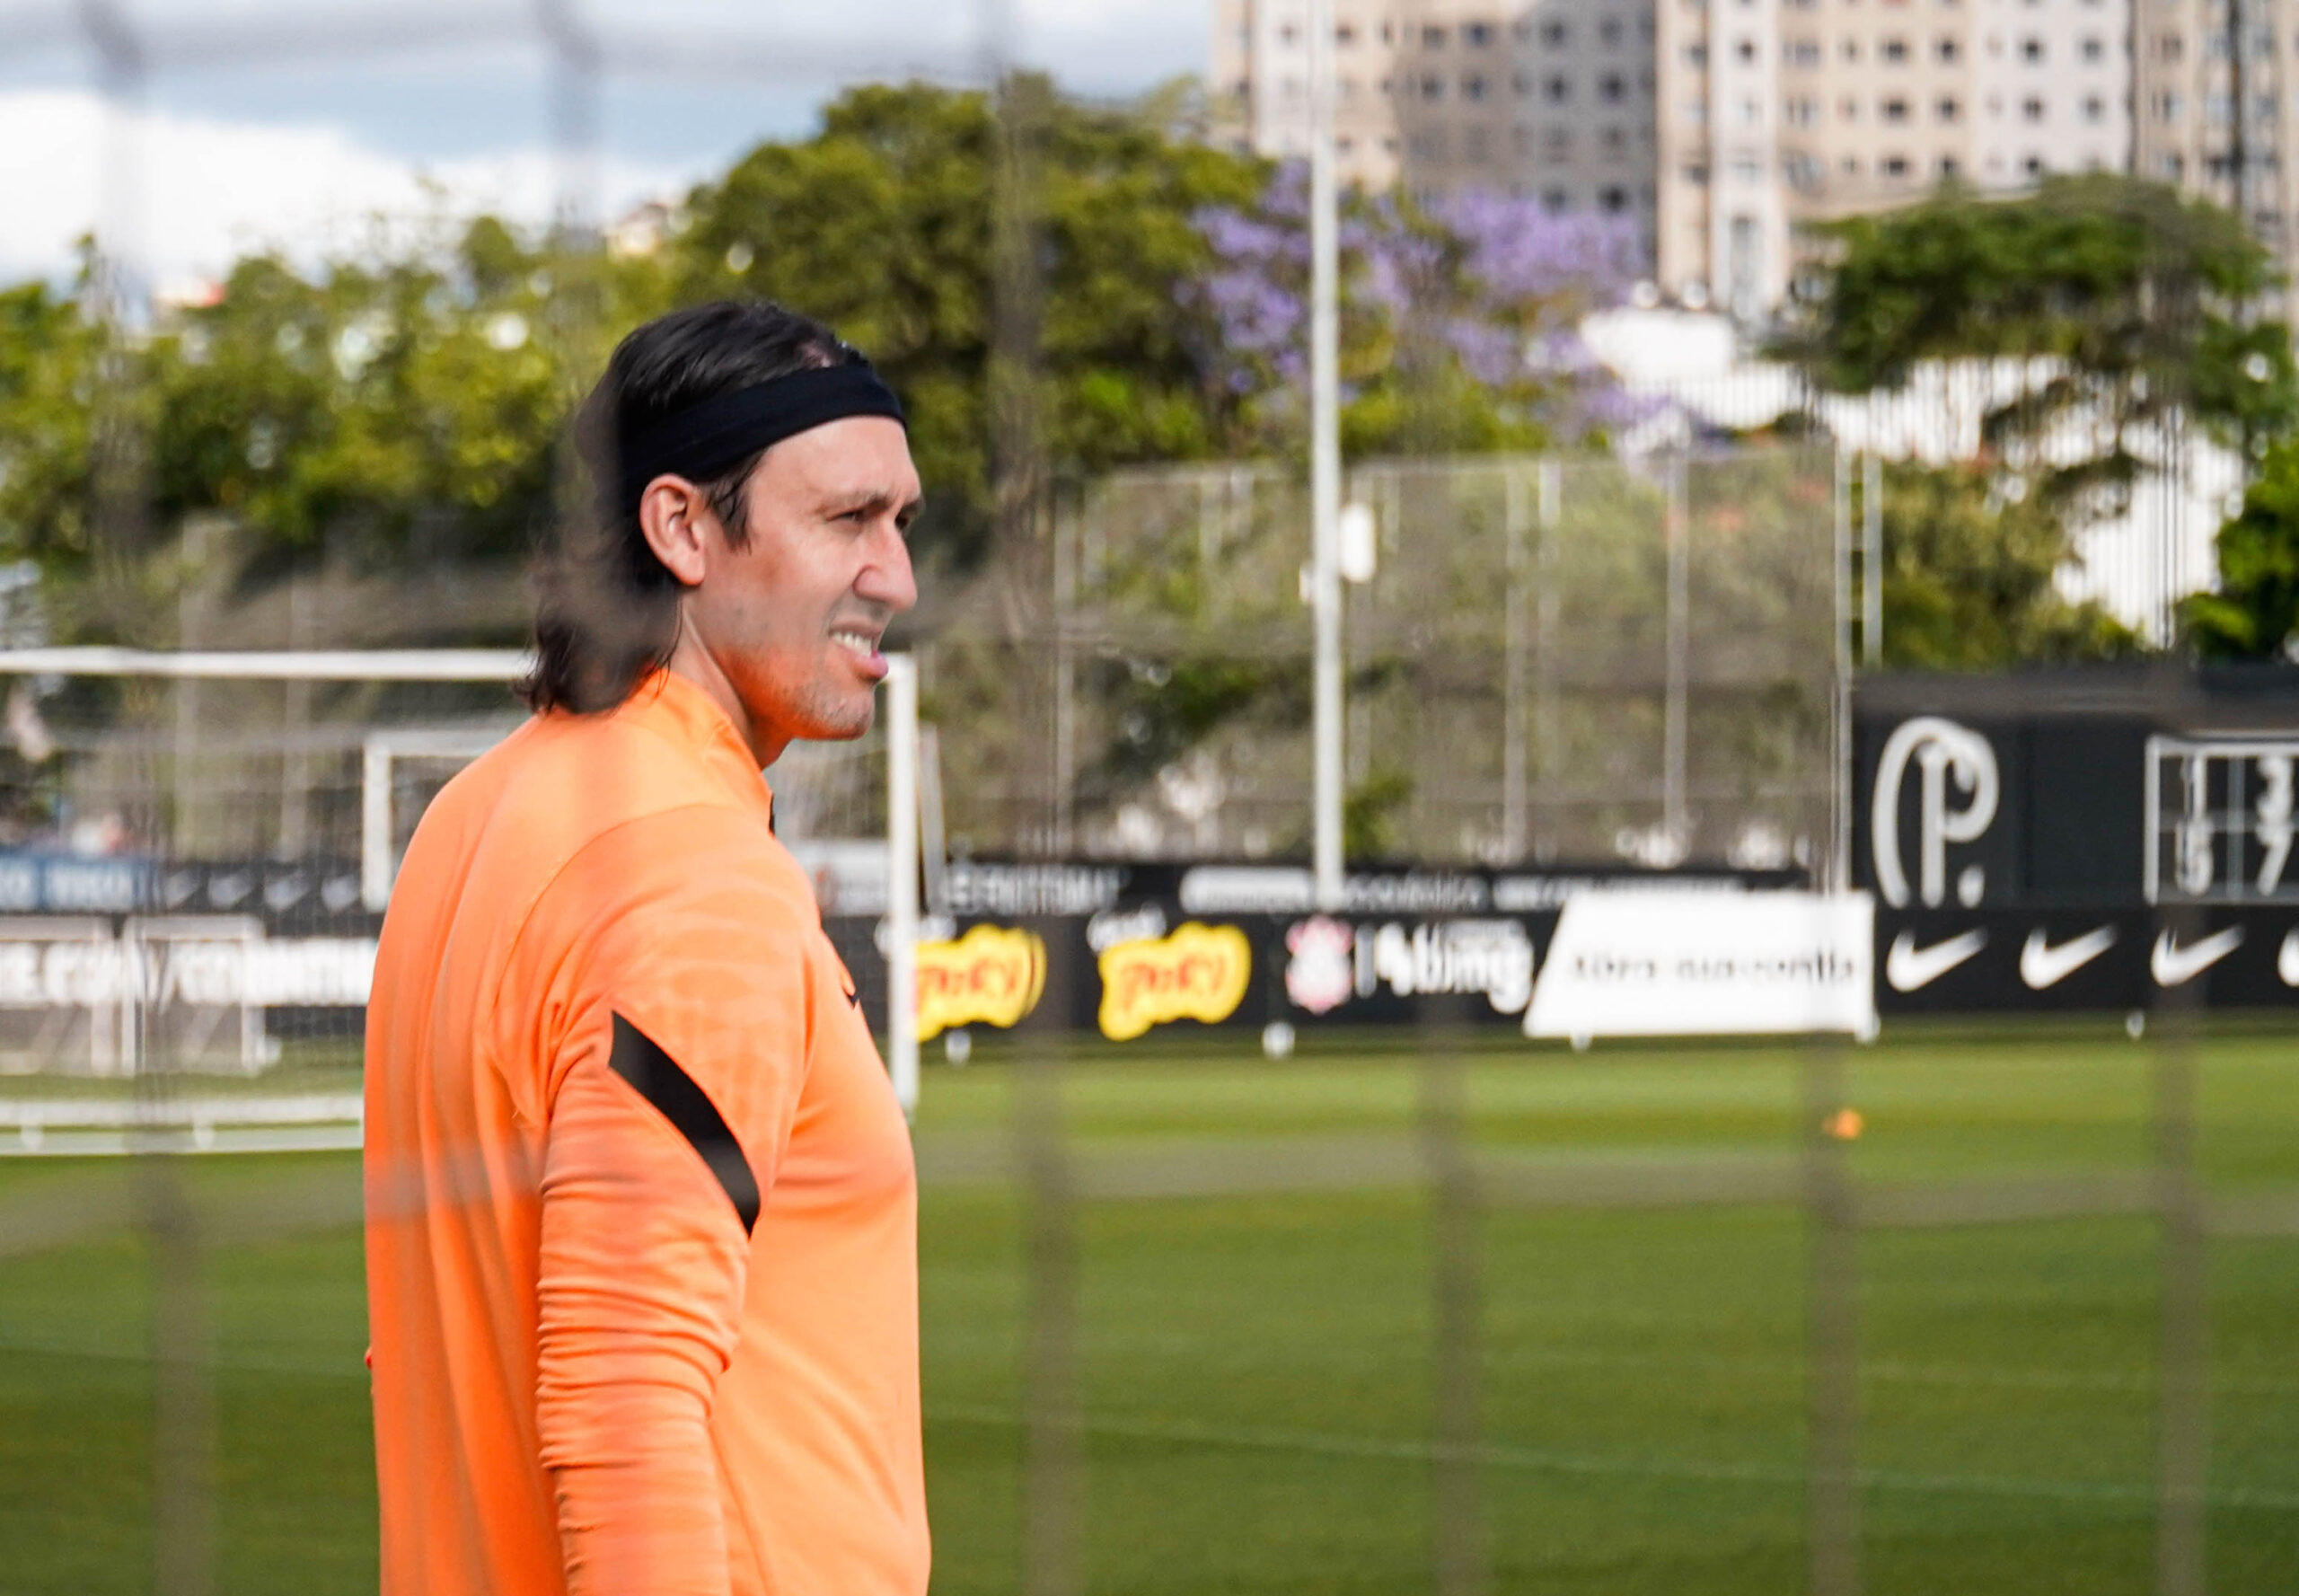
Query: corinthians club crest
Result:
<box><xmin>1283</xmin><ymin>915</ymin><xmax>1353</xmax><ymax>1015</ymax></box>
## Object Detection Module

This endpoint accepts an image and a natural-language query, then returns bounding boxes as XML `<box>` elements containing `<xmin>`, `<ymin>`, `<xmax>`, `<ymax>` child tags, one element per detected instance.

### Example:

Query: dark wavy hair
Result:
<box><xmin>520</xmin><ymin>300</ymin><xmax>867</xmax><ymax>713</ymax></box>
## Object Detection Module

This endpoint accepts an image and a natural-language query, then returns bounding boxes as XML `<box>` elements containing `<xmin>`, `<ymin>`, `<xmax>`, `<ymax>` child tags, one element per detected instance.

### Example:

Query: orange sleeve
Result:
<box><xmin>525</xmin><ymin>810</ymin><xmax>815</xmax><ymax>1596</ymax></box>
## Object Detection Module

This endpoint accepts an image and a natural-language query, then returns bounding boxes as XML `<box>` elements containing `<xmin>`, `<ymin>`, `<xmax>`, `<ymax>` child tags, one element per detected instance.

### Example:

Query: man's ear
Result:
<box><xmin>637</xmin><ymin>476</ymin><xmax>712</xmax><ymax>588</ymax></box>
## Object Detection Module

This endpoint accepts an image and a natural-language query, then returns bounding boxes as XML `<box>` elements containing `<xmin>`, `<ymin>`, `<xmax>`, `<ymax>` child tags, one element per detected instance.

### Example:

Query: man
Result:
<box><xmin>363</xmin><ymin>300</ymin><xmax>928</xmax><ymax>1596</ymax></box>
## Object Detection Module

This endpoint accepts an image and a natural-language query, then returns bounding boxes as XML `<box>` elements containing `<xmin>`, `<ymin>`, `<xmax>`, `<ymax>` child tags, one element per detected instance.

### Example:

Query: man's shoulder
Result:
<box><xmin>400</xmin><ymin>708</ymin><xmax>783</xmax><ymax>937</ymax></box>
<box><xmin>487</xmin><ymin>708</ymin><xmax>745</xmax><ymax>839</ymax></box>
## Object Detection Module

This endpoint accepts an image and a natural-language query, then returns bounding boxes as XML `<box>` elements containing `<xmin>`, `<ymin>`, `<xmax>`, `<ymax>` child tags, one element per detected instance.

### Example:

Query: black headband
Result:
<box><xmin>617</xmin><ymin>363</ymin><xmax>906</xmax><ymax>515</ymax></box>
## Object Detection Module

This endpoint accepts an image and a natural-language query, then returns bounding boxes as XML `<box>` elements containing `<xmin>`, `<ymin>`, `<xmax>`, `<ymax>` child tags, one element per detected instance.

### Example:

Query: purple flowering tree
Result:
<box><xmin>1188</xmin><ymin>164</ymin><xmax>1645</xmax><ymax>452</ymax></box>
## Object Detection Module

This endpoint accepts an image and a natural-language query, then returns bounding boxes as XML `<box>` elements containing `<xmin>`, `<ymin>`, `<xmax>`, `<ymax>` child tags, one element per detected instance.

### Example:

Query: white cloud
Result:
<box><xmin>0</xmin><ymin>88</ymin><xmax>699</xmax><ymax>288</ymax></box>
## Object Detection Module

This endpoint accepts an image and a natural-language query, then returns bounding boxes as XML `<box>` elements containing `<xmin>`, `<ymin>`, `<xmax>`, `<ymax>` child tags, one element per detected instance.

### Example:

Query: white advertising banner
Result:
<box><xmin>1523</xmin><ymin>890</ymin><xmax>1877</xmax><ymax>1039</ymax></box>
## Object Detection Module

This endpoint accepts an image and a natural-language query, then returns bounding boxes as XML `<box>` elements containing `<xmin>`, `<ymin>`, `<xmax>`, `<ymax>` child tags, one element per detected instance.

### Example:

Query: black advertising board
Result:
<box><xmin>1859</xmin><ymin>666</ymin><xmax>2299</xmax><ymax>1014</ymax></box>
<box><xmin>1877</xmin><ymin>906</ymin><xmax>2299</xmax><ymax>1012</ymax></box>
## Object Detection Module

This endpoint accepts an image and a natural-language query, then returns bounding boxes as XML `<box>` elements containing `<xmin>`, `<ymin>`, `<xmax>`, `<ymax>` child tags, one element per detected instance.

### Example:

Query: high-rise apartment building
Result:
<box><xmin>2134</xmin><ymin>0</ymin><xmax>2299</xmax><ymax>262</ymax></box>
<box><xmin>1216</xmin><ymin>0</ymin><xmax>2133</xmax><ymax>317</ymax></box>
<box><xmin>1211</xmin><ymin>0</ymin><xmax>1665</xmax><ymax>234</ymax></box>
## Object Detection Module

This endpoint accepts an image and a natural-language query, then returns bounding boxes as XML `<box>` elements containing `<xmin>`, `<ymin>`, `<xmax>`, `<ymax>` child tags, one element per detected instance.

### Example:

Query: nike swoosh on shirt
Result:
<box><xmin>2019</xmin><ymin>925</ymin><xmax>2118</xmax><ymax>990</ymax></box>
<box><xmin>1885</xmin><ymin>929</ymin><xmax>1987</xmax><ymax>992</ymax></box>
<box><xmin>2150</xmin><ymin>926</ymin><xmax>2244</xmax><ymax>988</ymax></box>
<box><xmin>2278</xmin><ymin>929</ymin><xmax>2299</xmax><ymax>988</ymax></box>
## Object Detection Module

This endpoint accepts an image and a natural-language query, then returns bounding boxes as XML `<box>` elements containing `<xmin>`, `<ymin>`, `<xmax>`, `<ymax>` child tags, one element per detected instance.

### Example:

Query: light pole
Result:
<box><xmin>1308</xmin><ymin>0</ymin><xmax>1343</xmax><ymax>910</ymax></box>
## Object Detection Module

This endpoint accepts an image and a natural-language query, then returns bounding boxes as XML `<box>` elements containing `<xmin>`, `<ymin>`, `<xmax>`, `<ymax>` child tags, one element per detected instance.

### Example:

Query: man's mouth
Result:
<box><xmin>830</xmin><ymin>627</ymin><xmax>889</xmax><ymax>679</ymax></box>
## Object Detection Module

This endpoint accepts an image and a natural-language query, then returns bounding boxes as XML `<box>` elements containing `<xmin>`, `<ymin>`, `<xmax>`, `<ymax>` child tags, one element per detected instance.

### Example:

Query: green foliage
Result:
<box><xmin>2185</xmin><ymin>435</ymin><xmax>2299</xmax><ymax>658</ymax></box>
<box><xmin>1880</xmin><ymin>462</ymin><xmax>2140</xmax><ymax>668</ymax></box>
<box><xmin>0</xmin><ymin>278</ymin><xmax>101</xmax><ymax>569</ymax></box>
<box><xmin>1343</xmin><ymin>767</ymin><xmax>1414</xmax><ymax>859</ymax></box>
<box><xmin>1786</xmin><ymin>175</ymin><xmax>2298</xmax><ymax>524</ymax></box>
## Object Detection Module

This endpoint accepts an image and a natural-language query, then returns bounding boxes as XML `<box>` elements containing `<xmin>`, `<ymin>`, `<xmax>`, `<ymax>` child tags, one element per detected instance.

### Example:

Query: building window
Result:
<box><xmin>1937</xmin><ymin>36</ymin><xmax>1959</xmax><ymax>61</ymax></box>
<box><xmin>1686</xmin><ymin>42</ymin><xmax>1708</xmax><ymax>64</ymax></box>
<box><xmin>1423</xmin><ymin>75</ymin><xmax>1445</xmax><ymax>100</ymax></box>
<box><xmin>1941</xmin><ymin>155</ymin><xmax>1960</xmax><ymax>177</ymax></box>
<box><xmin>1601</xmin><ymin>16</ymin><xmax>1625</xmax><ymax>44</ymax></box>
<box><xmin>1600</xmin><ymin>187</ymin><xmax>1629</xmax><ymax>212</ymax></box>
<box><xmin>1842</xmin><ymin>155</ymin><xmax>1860</xmax><ymax>174</ymax></box>
<box><xmin>2023</xmin><ymin>154</ymin><xmax>2043</xmax><ymax>176</ymax></box>
<box><xmin>1731</xmin><ymin>157</ymin><xmax>1763</xmax><ymax>181</ymax></box>
<box><xmin>1884</xmin><ymin>96</ymin><xmax>1910</xmax><ymax>121</ymax></box>
<box><xmin>1883</xmin><ymin>37</ymin><xmax>1908</xmax><ymax>60</ymax></box>
<box><xmin>1841</xmin><ymin>39</ymin><xmax>1860</xmax><ymax>60</ymax></box>
<box><xmin>1278</xmin><ymin>22</ymin><xmax>1299</xmax><ymax>44</ymax></box>
<box><xmin>2022</xmin><ymin>96</ymin><xmax>2044</xmax><ymax>121</ymax></box>
<box><xmin>2158</xmin><ymin>34</ymin><xmax>2182</xmax><ymax>61</ymax></box>
<box><xmin>1411</xmin><ymin>131</ymin><xmax>1447</xmax><ymax>158</ymax></box>
<box><xmin>1603</xmin><ymin>127</ymin><xmax>1628</xmax><ymax>155</ymax></box>
<box><xmin>1546</xmin><ymin>75</ymin><xmax>1572</xmax><ymax>101</ymax></box>
<box><xmin>1542</xmin><ymin>20</ymin><xmax>1569</xmax><ymax>46</ymax></box>
<box><xmin>1544</xmin><ymin>189</ymin><xmax>1571</xmax><ymax>211</ymax></box>
<box><xmin>1336</xmin><ymin>22</ymin><xmax>1356</xmax><ymax>46</ymax></box>
<box><xmin>2155</xmin><ymin>91</ymin><xmax>2182</xmax><ymax>122</ymax></box>
<box><xmin>2079</xmin><ymin>36</ymin><xmax>2101</xmax><ymax>61</ymax></box>
<box><xmin>1790</xmin><ymin>38</ymin><xmax>1819</xmax><ymax>64</ymax></box>
<box><xmin>2022</xmin><ymin>37</ymin><xmax>2043</xmax><ymax>62</ymax></box>
<box><xmin>1737</xmin><ymin>36</ymin><xmax>1758</xmax><ymax>60</ymax></box>
<box><xmin>1337</xmin><ymin>134</ymin><xmax>1356</xmax><ymax>153</ymax></box>
<box><xmin>1601</xmin><ymin>73</ymin><xmax>1626</xmax><ymax>101</ymax></box>
<box><xmin>1937</xmin><ymin>95</ymin><xmax>1960</xmax><ymax>120</ymax></box>
<box><xmin>1463</xmin><ymin>74</ymin><xmax>1488</xmax><ymax>100</ymax></box>
<box><xmin>1423</xmin><ymin>24</ymin><xmax>1449</xmax><ymax>47</ymax></box>
<box><xmin>1884</xmin><ymin>154</ymin><xmax>1911</xmax><ymax>177</ymax></box>
<box><xmin>1839</xmin><ymin>96</ymin><xmax>1860</xmax><ymax>120</ymax></box>
<box><xmin>1785</xmin><ymin>95</ymin><xmax>1819</xmax><ymax>125</ymax></box>
<box><xmin>1546</xmin><ymin>125</ymin><xmax>1572</xmax><ymax>153</ymax></box>
<box><xmin>1686</xmin><ymin>163</ymin><xmax>1711</xmax><ymax>183</ymax></box>
<box><xmin>1465</xmin><ymin>21</ymin><xmax>1494</xmax><ymax>46</ymax></box>
<box><xmin>2083</xmin><ymin>94</ymin><xmax>2104</xmax><ymax>122</ymax></box>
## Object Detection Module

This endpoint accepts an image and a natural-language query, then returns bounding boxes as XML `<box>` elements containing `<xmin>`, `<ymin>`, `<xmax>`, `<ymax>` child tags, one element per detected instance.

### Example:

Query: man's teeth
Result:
<box><xmin>832</xmin><ymin>630</ymin><xmax>878</xmax><ymax>656</ymax></box>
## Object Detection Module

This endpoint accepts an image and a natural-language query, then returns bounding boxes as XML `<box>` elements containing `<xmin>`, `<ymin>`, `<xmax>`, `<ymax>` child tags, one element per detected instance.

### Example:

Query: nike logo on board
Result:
<box><xmin>1885</xmin><ymin>929</ymin><xmax>1987</xmax><ymax>992</ymax></box>
<box><xmin>2278</xmin><ymin>929</ymin><xmax>2299</xmax><ymax>988</ymax></box>
<box><xmin>2150</xmin><ymin>926</ymin><xmax>2244</xmax><ymax>987</ymax></box>
<box><xmin>2019</xmin><ymin>926</ymin><xmax>2117</xmax><ymax>990</ymax></box>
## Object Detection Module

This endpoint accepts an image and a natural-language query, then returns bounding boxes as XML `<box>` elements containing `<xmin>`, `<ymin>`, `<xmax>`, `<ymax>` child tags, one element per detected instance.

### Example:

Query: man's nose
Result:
<box><xmin>858</xmin><ymin>523</ymin><xmax>918</xmax><ymax>614</ymax></box>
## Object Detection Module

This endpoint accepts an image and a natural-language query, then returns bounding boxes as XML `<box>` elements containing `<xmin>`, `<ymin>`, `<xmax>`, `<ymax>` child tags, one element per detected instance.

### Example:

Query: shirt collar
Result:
<box><xmin>616</xmin><ymin>666</ymin><xmax>777</xmax><ymax>822</ymax></box>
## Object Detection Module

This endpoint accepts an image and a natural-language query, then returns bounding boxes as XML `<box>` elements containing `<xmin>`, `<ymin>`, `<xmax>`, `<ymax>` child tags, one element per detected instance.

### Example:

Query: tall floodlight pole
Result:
<box><xmin>1308</xmin><ymin>0</ymin><xmax>1344</xmax><ymax>911</ymax></box>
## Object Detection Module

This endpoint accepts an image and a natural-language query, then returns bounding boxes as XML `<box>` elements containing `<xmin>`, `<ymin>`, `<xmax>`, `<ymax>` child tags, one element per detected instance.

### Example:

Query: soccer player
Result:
<box><xmin>363</xmin><ymin>301</ymin><xmax>928</xmax><ymax>1596</ymax></box>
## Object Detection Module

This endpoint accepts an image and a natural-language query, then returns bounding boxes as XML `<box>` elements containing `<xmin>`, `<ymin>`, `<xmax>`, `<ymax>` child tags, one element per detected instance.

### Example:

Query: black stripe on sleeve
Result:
<box><xmin>606</xmin><ymin>1013</ymin><xmax>762</xmax><ymax>1235</ymax></box>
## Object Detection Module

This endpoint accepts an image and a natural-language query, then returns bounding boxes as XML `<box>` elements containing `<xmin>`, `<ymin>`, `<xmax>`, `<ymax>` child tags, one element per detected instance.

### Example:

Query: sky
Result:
<box><xmin>0</xmin><ymin>0</ymin><xmax>1209</xmax><ymax>287</ymax></box>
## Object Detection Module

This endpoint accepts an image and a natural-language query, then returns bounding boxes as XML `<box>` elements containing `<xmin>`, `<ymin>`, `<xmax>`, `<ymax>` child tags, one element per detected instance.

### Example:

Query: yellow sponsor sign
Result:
<box><xmin>916</xmin><ymin>924</ymin><xmax>1046</xmax><ymax>1041</ymax></box>
<box><xmin>1097</xmin><ymin>922</ymin><xmax>1252</xmax><ymax>1042</ymax></box>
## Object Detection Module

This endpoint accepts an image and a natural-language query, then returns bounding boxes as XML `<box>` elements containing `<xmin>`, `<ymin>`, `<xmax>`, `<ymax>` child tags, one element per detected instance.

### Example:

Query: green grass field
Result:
<box><xmin>3</xmin><ymin>1026</ymin><xmax>2296</xmax><ymax>1593</ymax></box>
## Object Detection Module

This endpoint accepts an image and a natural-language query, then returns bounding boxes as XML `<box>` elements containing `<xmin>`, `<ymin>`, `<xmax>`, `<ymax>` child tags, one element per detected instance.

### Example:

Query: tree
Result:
<box><xmin>1880</xmin><ymin>461</ymin><xmax>2139</xmax><ymax>668</ymax></box>
<box><xmin>1784</xmin><ymin>175</ymin><xmax>2299</xmax><ymax>526</ymax></box>
<box><xmin>681</xmin><ymin>78</ymin><xmax>1267</xmax><ymax>570</ymax></box>
<box><xmin>2185</xmin><ymin>435</ymin><xmax>2299</xmax><ymax>659</ymax></box>
<box><xmin>1190</xmin><ymin>172</ymin><xmax>1644</xmax><ymax>457</ymax></box>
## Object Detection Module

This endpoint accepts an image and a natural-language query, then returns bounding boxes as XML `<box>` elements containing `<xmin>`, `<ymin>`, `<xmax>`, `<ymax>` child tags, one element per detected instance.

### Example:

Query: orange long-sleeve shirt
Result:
<box><xmin>363</xmin><ymin>668</ymin><xmax>928</xmax><ymax>1596</ymax></box>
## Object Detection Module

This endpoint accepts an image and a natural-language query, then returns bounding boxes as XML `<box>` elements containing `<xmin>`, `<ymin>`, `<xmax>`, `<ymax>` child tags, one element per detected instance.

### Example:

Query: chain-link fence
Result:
<box><xmin>0</xmin><ymin>7</ymin><xmax>2294</xmax><ymax>1596</ymax></box>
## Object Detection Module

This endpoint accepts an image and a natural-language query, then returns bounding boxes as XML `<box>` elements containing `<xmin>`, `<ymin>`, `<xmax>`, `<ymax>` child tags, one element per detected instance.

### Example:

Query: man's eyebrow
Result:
<box><xmin>820</xmin><ymin>488</ymin><xmax>915</xmax><ymax>516</ymax></box>
<box><xmin>822</xmin><ymin>488</ymin><xmax>926</xmax><ymax>522</ymax></box>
